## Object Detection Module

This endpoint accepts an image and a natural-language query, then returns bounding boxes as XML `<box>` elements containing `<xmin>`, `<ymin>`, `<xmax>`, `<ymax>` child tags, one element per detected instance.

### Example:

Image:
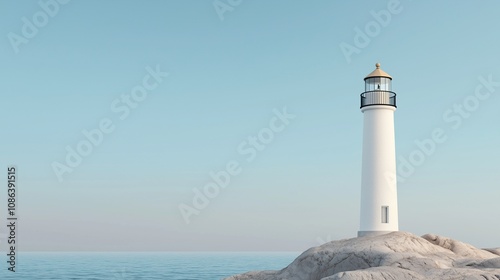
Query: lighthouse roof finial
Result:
<box><xmin>365</xmin><ymin>62</ymin><xmax>392</xmax><ymax>80</ymax></box>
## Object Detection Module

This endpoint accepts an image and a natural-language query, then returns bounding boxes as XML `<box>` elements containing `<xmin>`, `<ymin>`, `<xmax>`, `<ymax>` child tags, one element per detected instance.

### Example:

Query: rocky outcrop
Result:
<box><xmin>224</xmin><ymin>232</ymin><xmax>500</xmax><ymax>280</ymax></box>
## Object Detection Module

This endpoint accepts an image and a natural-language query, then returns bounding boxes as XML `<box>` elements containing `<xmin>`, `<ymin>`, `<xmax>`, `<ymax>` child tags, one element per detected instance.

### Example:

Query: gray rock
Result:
<box><xmin>421</xmin><ymin>233</ymin><xmax>497</xmax><ymax>259</ymax></box>
<box><xmin>321</xmin><ymin>267</ymin><xmax>424</xmax><ymax>280</ymax></box>
<box><xmin>485</xmin><ymin>248</ymin><xmax>500</xmax><ymax>256</ymax></box>
<box><xmin>454</xmin><ymin>257</ymin><xmax>500</xmax><ymax>269</ymax></box>
<box><xmin>224</xmin><ymin>232</ymin><xmax>500</xmax><ymax>280</ymax></box>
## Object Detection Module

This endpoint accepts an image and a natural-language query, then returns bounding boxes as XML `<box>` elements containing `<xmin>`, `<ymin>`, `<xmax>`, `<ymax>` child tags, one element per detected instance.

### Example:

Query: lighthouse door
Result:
<box><xmin>381</xmin><ymin>206</ymin><xmax>389</xmax><ymax>223</ymax></box>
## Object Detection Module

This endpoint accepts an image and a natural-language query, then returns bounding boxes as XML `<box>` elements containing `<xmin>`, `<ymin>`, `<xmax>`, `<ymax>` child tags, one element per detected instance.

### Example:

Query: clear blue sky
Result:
<box><xmin>0</xmin><ymin>0</ymin><xmax>499</xmax><ymax>251</ymax></box>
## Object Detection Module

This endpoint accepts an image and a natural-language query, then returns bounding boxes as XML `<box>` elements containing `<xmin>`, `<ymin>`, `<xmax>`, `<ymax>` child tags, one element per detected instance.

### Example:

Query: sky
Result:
<box><xmin>0</xmin><ymin>0</ymin><xmax>499</xmax><ymax>252</ymax></box>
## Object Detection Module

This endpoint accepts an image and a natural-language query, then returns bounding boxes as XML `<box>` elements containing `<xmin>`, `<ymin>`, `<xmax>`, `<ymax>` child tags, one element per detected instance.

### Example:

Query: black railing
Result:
<box><xmin>360</xmin><ymin>90</ymin><xmax>396</xmax><ymax>108</ymax></box>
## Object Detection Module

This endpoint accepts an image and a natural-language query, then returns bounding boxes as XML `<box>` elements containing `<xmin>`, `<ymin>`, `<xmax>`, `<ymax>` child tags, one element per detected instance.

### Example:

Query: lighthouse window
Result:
<box><xmin>381</xmin><ymin>206</ymin><xmax>389</xmax><ymax>223</ymax></box>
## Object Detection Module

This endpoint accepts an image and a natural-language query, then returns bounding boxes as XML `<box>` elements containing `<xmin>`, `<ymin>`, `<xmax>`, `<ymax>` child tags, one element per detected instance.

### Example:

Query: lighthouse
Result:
<box><xmin>358</xmin><ymin>63</ymin><xmax>399</xmax><ymax>237</ymax></box>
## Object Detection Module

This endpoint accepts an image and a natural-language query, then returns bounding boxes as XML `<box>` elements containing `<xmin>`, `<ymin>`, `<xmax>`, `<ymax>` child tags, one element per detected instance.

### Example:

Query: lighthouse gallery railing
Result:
<box><xmin>360</xmin><ymin>90</ymin><xmax>396</xmax><ymax>108</ymax></box>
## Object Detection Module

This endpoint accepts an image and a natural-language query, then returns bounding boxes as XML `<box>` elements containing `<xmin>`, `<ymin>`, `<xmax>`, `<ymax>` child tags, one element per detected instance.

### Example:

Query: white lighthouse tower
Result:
<box><xmin>358</xmin><ymin>63</ymin><xmax>399</xmax><ymax>237</ymax></box>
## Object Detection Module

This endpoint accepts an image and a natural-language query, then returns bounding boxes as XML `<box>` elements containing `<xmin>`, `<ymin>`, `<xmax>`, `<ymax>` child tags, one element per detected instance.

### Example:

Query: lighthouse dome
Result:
<box><xmin>364</xmin><ymin>63</ymin><xmax>392</xmax><ymax>80</ymax></box>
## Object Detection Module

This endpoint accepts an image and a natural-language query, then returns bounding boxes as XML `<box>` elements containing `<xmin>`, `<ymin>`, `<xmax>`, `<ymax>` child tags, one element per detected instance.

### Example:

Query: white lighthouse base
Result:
<box><xmin>358</xmin><ymin>230</ymin><xmax>395</xmax><ymax>237</ymax></box>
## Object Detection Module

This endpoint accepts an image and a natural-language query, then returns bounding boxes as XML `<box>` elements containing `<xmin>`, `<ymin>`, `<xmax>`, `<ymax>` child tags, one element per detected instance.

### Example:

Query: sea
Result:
<box><xmin>0</xmin><ymin>252</ymin><xmax>299</xmax><ymax>279</ymax></box>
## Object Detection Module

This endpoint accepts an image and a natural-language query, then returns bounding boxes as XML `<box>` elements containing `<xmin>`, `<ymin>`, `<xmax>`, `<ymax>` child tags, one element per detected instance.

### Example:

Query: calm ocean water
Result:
<box><xmin>0</xmin><ymin>252</ymin><xmax>299</xmax><ymax>279</ymax></box>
